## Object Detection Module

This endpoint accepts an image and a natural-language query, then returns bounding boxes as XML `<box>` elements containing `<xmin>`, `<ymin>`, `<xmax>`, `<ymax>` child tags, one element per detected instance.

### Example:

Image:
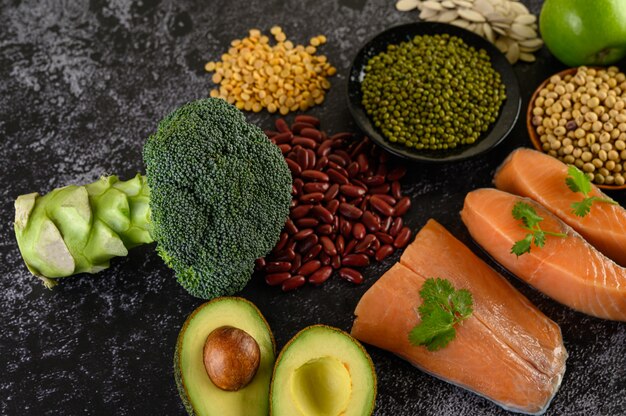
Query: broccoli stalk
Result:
<box><xmin>13</xmin><ymin>98</ymin><xmax>292</xmax><ymax>299</ymax></box>
<box><xmin>14</xmin><ymin>175</ymin><xmax>152</xmax><ymax>288</ymax></box>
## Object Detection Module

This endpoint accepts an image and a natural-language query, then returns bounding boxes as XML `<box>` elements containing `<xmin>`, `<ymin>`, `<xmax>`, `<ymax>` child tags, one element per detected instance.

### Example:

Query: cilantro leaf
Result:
<box><xmin>511</xmin><ymin>202</ymin><xmax>566</xmax><ymax>256</ymax></box>
<box><xmin>566</xmin><ymin>165</ymin><xmax>617</xmax><ymax>217</ymax></box>
<box><xmin>409</xmin><ymin>278</ymin><xmax>474</xmax><ymax>351</ymax></box>
<box><xmin>566</xmin><ymin>165</ymin><xmax>591</xmax><ymax>195</ymax></box>
<box><xmin>571</xmin><ymin>198</ymin><xmax>593</xmax><ymax>217</ymax></box>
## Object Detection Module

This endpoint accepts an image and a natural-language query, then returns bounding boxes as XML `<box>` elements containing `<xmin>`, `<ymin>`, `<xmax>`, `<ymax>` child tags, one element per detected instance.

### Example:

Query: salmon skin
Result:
<box><xmin>494</xmin><ymin>148</ymin><xmax>626</xmax><ymax>266</ymax></box>
<box><xmin>351</xmin><ymin>219</ymin><xmax>566</xmax><ymax>415</ymax></box>
<box><xmin>461</xmin><ymin>188</ymin><xmax>626</xmax><ymax>321</ymax></box>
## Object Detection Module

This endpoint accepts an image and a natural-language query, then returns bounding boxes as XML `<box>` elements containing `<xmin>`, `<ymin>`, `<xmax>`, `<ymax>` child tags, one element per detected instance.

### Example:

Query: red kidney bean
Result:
<box><xmin>319</xmin><ymin>236</ymin><xmax>337</xmax><ymax>256</ymax></box>
<box><xmin>296</xmin><ymin>218</ymin><xmax>319</xmax><ymax>228</ymax></box>
<box><xmin>370</xmin><ymin>196</ymin><xmax>394</xmax><ymax>217</ymax></box>
<box><xmin>290</xmin><ymin>254</ymin><xmax>302</xmax><ymax>273</ymax></box>
<box><xmin>273</xmin><ymin>131</ymin><xmax>293</xmax><ymax>144</ymax></box>
<box><xmin>274</xmin><ymin>247</ymin><xmax>295</xmax><ymax>262</ymax></box>
<box><xmin>354</xmin><ymin>234</ymin><xmax>376</xmax><ymax>253</ymax></box>
<box><xmin>338</xmin><ymin>195</ymin><xmax>347</xmax><ymax>203</ymax></box>
<box><xmin>351</xmin><ymin>179</ymin><xmax>368</xmax><ymax>191</ymax></box>
<box><xmin>293</xmin><ymin>228</ymin><xmax>314</xmax><ymax>241</ymax></box>
<box><xmin>326</xmin><ymin>199</ymin><xmax>340</xmax><ymax>215</ymax></box>
<box><xmin>285</xmin><ymin>218</ymin><xmax>298</xmax><ymax>235</ymax></box>
<box><xmin>295</xmin><ymin>115</ymin><xmax>320</xmax><ymax>127</ymax></box>
<box><xmin>265</xmin><ymin>130</ymin><xmax>279</xmax><ymax>138</ymax></box>
<box><xmin>331</xmin><ymin>164</ymin><xmax>350</xmax><ymax>178</ymax></box>
<box><xmin>381</xmin><ymin>216</ymin><xmax>392</xmax><ymax>233</ymax></box>
<box><xmin>377</xmin><ymin>195</ymin><xmax>397</xmax><ymax>206</ymax></box>
<box><xmin>394</xmin><ymin>197</ymin><xmax>411</xmax><ymax>217</ymax></box>
<box><xmin>335</xmin><ymin>150</ymin><xmax>352</xmax><ymax>162</ymax></box>
<box><xmin>375</xmin><ymin>245</ymin><xmax>395</xmax><ymax>262</ymax></box>
<box><xmin>278</xmin><ymin>144</ymin><xmax>291</xmax><ymax>154</ymax></box>
<box><xmin>300</xmin><ymin>192</ymin><xmax>324</xmax><ymax>203</ymax></box>
<box><xmin>371</xmin><ymin>237</ymin><xmax>381</xmax><ymax>251</ymax></box>
<box><xmin>275</xmin><ymin>118</ymin><xmax>290</xmax><ymax>133</ymax></box>
<box><xmin>303</xmin><ymin>182</ymin><xmax>329</xmax><ymax>193</ymax></box>
<box><xmin>255</xmin><ymin>257</ymin><xmax>266</xmax><ymax>271</ymax></box>
<box><xmin>301</xmin><ymin>128</ymin><xmax>323</xmax><ymax>142</ymax></box>
<box><xmin>339</xmin><ymin>218</ymin><xmax>352</xmax><ymax>238</ymax></box>
<box><xmin>292</xmin><ymin>137</ymin><xmax>317</xmax><ymax>149</ymax></box>
<box><xmin>330</xmin><ymin>132</ymin><xmax>353</xmax><ymax>141</ymax></box>
<box><xmin>303</xmin><ymin>244</ymin><xmax>322</xmax><ymax>263</ymax></box>
<box><xmin>297</xmin><ymin>260</ymin><xmax>321</xmax><ymax>276</ymax></box>
<box><xmin>266</xmin><ymin>272</ymin><xmax>291</xmax><ymax>286</ymax></box>
<box><xmin>282</xmin><ymin>275</ymin><xmax>306</xmax><ymax>291</ymax></box>
<box><xmin>316</xmin><ymin>224</ymin><xmax>333</xmax><ymax>235</ymax></box>
<box><xmin>275</xmin><ymin>233</ymin><xmax>289</xmax><ymax>252</ymax></box>
<box><xmin>365</xmin><ymin>248</ymin><xmax>376</xmax><ymax>258</ymax></box>
<box><xmin>391</xmin><ymin>181</ymin><xmax>402</xmax><ymax>200</ymax></box>
<box><xmin>389</xmin><ymin>217</ymin><xmax>403</xmax><ymax>237</ymax></box>
<box><xmin>361</xmin><ymin>211</ymin><xmax>380</xmax><ymax>233</ymax></box>
<box><xmin>285</xmin><ymin>158</ymin><xmax>301</xmax><ymax>176</ymax></box>
<box><xmin>364</xmin><ymin>175</ymin><xmax>385</xmax><ymax>186</ymax></box>
<box><xmin>368</xmin><ymin>184</ymin><xmax>390</xmax><ymax>195</ymax></box>
<box><xmin>309</xmin><ymin>266</ymin><xmax>332</xmax><ymax>285</ymax></box>
<box><xmin>352</xmin><ymin>223</ymin><xmax>366</xmax><ymax>240</ymax></box>
<box><xmin>339</xmin><ymin>267</ymin><xmax>363</xmax><ymax>284</ymax></box>
<box><xmin>339</xmin><ymin>203</ymin><xmax>363</xmax><ymax>219</ymax></box>
<box><xmin>342</xmin><ymin>253</ymin><xmax>370</xmax><ymax>267</ymax></box>
<box><xmin>323</xmin><ymin>183</ymin><xmax>339</xmax><ymax>202</ymax></box>
<box><xmin>387</xmin><ymin>166</ymin><xmax>407</xmax><ymax>181</ymax></box>
<box><xmin>296</xmin><ymin>148</ymin><xmax>309</xmax><ymax>170</ymax></box>
<box><xmin>356</xmin><ymin>153</ymin><xmax>369</xmax><ymax>173</ymax></box>
<box><xmin>335</xmin><ymin>235</ymin><xmax>345</xmax><ymax>255</ymax></box>
<box><xmin>290</xmin><ymin>199</ymin><xmax>298</xmax><ymax>209</ymax></box>
<box><xmin>298</xmin><ymin>233</ymin><xmax>318</xmax><ymax>252</ymax></box>
<box><xmin>328</xmin><ymin>154</ymin><xmax>347</xmax><ymax>167</ymax></box>
<box><xmin>302</xmin><ymin>170</ymin><xmax>329</xmax><ymax>182</ymax></box>
<box><xmin>333</xmin><ymin>214</ymin><xmax>340</xmax><ymax>230</ymax></box>
<box><xmin>394</xmin><ymin>227</ymin><xmax>412</xmax><ymax>248</ymax></box>
<box><xmin>291</xmin><ymin>204</ymin><xmax>312</xmax><ymax>219</ymax></box>
<box><xmin>315</xmin><ymin>155</ymin><xmax>329</xmax><ymax>170</ymax></box>
<box><xmin>344</xmin><ymin>239</ymin><xmax>357</xmax><ymax>255</ymax></box>
<box><xmin>376</xmin><ymin>164</ymin><xmax>387</xmax><ymax>177</ymax></box>
<box><xmin>265</xmin><ymin>261</ymin><xmax>292</xmax><ymax>273</ymax></box>
<box><xmin>327</xmin><ymin>168</ymin><xmax>349</xmax><ymax>185</ymax></box>
<box><xmin>291</xmin><ymin>122</ymin><xmax>315</xmax><ymax>134</ymax></box>
<box><xmin>306</xmin><ymin>149</ymin><xmax>316</xmax><ymax>169</ymax></box>
<box><xmin>317</xmin><ymin>140</ymin><xmax>332</xmax><ymax>157</ymax></box>
<box><xmin>375</xmin><ymin>232</ymin><xmax>394</xmax><ymax>245</ymax></box>
<box><xmin>346</xmin><ymin>162</ymin><xmax>360</xmax><ymax>178</ymax></box>
<box><xmin>340</xmin><ymin>185</ymin><xmax>366</xmax><ymax>198</ymax></box>
<box><xmin>320</xmin><ymin>252</ymin><xmax>331</xmax><ymax>266</ymax></box>
<box><xmin>310</xmin><ymin>205</ymin><xmax>333</xmax><ymax>224</ymax></box>
<box><xmin>331</xmin><ymin>255</ymin><xmax>342</xmax><ymax>269</ymax></box>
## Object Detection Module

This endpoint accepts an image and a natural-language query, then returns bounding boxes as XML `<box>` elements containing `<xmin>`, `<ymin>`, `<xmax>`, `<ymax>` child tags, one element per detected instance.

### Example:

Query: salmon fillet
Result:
<box><xmin>461</xmin><ymin>188</ymin><xmax>626</xmax><ymax>321</ymax></box>
<box><xmin>351</xmin><ymin>219</ymin><xmax>566</xmax><ymax>415</ymax></box>
<box><xmin>494</xmin><ymin>148</ymin><xmax>626</xmax><ymax>266</ymax></box>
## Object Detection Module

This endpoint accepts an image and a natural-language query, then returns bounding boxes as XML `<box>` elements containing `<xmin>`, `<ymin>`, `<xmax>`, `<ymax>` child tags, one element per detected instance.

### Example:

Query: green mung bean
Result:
<box><xmin>361</xmin><ymin>34</ymin><xmax>506</xmax><ymax>151</ymax></box>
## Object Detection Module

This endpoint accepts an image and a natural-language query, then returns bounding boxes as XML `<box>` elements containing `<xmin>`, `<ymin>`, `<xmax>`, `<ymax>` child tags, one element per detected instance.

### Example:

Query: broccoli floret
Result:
<box><xmin>14</xmin><ymin>98</ymin><xmax>292</xmax><ymax>298</ymax></box>
<box><xmin>143</xmin><ymin>98</ymin><xmax>291</xmax><ymax>298</ymax></box>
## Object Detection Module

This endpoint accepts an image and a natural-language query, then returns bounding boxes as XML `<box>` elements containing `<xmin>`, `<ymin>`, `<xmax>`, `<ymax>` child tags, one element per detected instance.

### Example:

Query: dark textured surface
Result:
<box><xmin>1</xmin><ymin>0</ymin><xmax>625</xmax><ymax>415</ymax></box>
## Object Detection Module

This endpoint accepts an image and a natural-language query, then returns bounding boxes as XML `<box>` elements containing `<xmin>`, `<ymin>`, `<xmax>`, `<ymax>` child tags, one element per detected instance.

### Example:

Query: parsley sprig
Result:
<box><xmin>511</xmin><ymin>202</ymin><xmax>566</xmax><ymax>257</ymax></box>
<box><xmin>566</xmin><ymin>165</ymin><xmax>617</xmax><ymax>217</ymax></box>
<box><xmin>408</xmin><ymin>278</ymin><xmax>473</xmax><ymax>351</ymax></box>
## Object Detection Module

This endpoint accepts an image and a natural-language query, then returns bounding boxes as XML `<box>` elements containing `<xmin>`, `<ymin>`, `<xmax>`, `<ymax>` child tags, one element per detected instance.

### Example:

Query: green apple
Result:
<box><xmin>540</xmin><ymin>0</ymin><xmax>626</xmax><ymax>66</ymax></box>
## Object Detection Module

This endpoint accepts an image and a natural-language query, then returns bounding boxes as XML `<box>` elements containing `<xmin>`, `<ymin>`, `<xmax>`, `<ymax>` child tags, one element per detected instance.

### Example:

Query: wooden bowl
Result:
<box><xmin>527</xmin><ymin>67</ymin><xmax>626</xmax><ymax>190</ymax></box>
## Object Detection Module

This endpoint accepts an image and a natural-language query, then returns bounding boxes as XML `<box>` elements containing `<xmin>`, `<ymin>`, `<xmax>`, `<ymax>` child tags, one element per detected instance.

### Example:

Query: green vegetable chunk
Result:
<box><xmin>14</xmin><ymin>98</ymin><xmax>292</xmax><ymax>298</ymax></box>
<box><xmin>409</xmin><ymin>277</ymin><xmax>473</xmax><ymax>351</ymax></box>
<box><xmin>566</xmin><ymin>165</ymin><xmax>617</xmax><ymax>217</ymax></box>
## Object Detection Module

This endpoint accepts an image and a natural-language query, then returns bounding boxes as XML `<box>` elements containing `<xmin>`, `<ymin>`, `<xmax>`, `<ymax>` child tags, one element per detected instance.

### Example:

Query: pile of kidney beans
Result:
<box><xmin>257</xmin><ymin>115</ymin><xmax>412</xmax><ymax>292</ymax></box>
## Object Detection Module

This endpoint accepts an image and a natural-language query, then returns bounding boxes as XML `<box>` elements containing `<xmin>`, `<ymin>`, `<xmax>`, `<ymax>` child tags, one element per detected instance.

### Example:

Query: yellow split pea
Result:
<box><xmin>205</xmin><ymin>27</ymin><xmax>336</xmax><ymax>114</ymax></box>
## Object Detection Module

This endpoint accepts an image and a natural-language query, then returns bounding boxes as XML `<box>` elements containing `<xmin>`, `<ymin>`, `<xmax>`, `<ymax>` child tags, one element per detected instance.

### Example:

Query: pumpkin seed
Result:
<box><xmin>514</xmin><ymin>14</ymin><xmax>537</xmax><ymax>24</ymax></box>
<box><xmin>519</xmin><ymin>52</ymin><xmax>536</xmax><ymax>62</ymax></box>
<box><xmin>421</xmin><ymin>0</ymin><xmax>444</xmax><ymax>11</ymax></box>
<box><xmin>458</xmin><ymin>8</ymin><xmax>486</xmax><ymax>22</ymax></box>
<box><xmin>436</xmin><ymin>9</ymin><xmax>459</xmax><ymax>22</ymax></box>
<box><xmin>396</xmin><ymin>0</ymin><xmax>420</xmax><ymax>11</ymax></box>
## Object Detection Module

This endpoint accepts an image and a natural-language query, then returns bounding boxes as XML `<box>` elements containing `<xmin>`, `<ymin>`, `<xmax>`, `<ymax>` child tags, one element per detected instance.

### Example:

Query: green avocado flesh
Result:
<box><xmin>174</xmin><ymin>297</ymin><xmax>275</xmax><ymax>416</ymax></box>
<box><xmin>271</xmin><ymin>325</ymin><xmax>377</xmax><ymax>416</ymax></box>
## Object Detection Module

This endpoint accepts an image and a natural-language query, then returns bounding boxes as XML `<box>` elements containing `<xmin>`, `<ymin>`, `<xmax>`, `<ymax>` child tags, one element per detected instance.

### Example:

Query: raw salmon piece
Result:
<box><xmin>351</xmin><ymin>219</ymin><xmax>566</xmax><ymax>415</ymax></box>
<box><xmin>461</xmin><ymin>188</ymin><xmax>626</xmax><ymax>321</ymax></box>
<box><xmin>494</xmin><ymin>148</ymin><xmax>626</xmax><ymax>266</ymax></box>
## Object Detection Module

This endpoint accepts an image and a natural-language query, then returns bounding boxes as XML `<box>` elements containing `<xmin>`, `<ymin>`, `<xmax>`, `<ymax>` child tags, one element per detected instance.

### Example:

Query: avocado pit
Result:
<box><xmin>203</xmin><ymin>325</ymin><xmax>260</xmax><ymax>391</ymax></box>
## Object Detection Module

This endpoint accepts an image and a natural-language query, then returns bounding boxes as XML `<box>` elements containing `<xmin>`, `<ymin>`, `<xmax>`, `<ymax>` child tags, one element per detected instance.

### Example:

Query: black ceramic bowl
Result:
<box><xmin>347</xmin><ymin>22</ymin><xmax>521</xmax><ymax>163</ymax></box>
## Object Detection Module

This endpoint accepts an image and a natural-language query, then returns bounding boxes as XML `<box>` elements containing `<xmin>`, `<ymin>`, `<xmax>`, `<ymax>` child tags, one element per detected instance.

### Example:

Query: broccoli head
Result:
<box><xmin>143</xmin><ymin>98</ymin><xmax>292</xmax><ymax>298</ymax></box>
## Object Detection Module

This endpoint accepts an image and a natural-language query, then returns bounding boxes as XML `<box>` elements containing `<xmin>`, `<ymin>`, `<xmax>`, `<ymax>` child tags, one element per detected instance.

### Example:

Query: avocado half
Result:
<box><xmin>270</xmin><ymin>325</ymin><xmax>377</xmax><ymax>416</ymax></box>
<box><xmin>174</xmin><ymin>297</ymin><xmax>276</xmax><ymax>416</ymax></box>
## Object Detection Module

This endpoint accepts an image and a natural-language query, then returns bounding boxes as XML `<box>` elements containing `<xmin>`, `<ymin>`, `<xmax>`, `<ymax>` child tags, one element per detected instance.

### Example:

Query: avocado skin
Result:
<box><xmin>174</xmin><ymin>297</ymin><xmax>276</xmax><ymax>416</ymax></box>
<box><xmin>269</xmin><ymin>324</ymin><xmax>377</xmax><ymax>416</ymax></box>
